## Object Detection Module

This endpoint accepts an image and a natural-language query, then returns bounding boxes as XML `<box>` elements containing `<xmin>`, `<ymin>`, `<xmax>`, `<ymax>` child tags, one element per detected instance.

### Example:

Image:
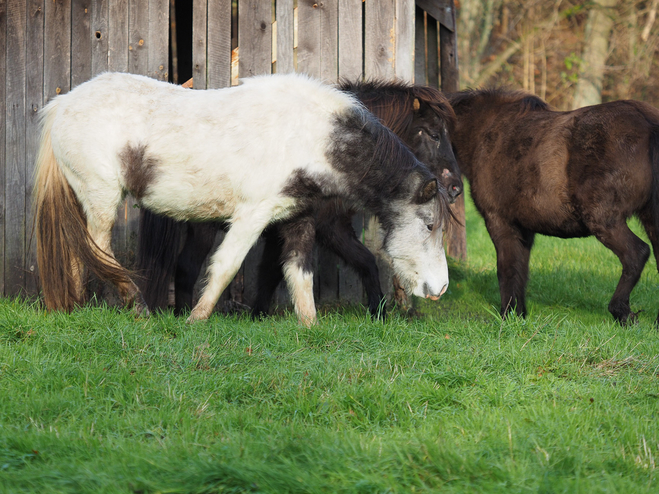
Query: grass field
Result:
<box><xmin>2</xmin><ymin>190</ymin><xmax>659</xmax><ymax>493</ymax></box>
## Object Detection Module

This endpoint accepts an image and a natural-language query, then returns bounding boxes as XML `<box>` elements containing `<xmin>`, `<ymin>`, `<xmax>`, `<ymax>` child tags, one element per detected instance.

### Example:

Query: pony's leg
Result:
<box><xmin>315</xmin><ymin>207</ymin><xmax>385</xmax><ymax>318</ymax></box>
<box><xmin>278</xmin><ymin>214</ymin><xmax>317</xmax><ymax>327</ymax></box>
<box><xmin>174</xmin><ymin>222</ymin><xmax>221</xmax><ymax>315</ymax></box>
<box><xmin>638</xmin><ymin>208</ymin><xmax>659</xmax><ymax>325</ymax></box>
<box><xmin>87</xmin><ymin>217</ymin><xmax>149</xmax><ymax>316</ymax></box>
<box><xmin>485</xmin><ymin>217</ymin><xmax>535</xmax><ymax>318</ymax></box>
<box><xmin>251</xmin><ymin>226</ymin><xmax>286</xmax><ymax>318</ymax></box>
<box><xmin>592</xmin><ymin>221</ymin><xmax>650</xmax><ymax>324</ymax></box>
<box><xmin>188</xmin><ymin>208</ymin><xmax>273</xmax><ymax>322</ymax></box>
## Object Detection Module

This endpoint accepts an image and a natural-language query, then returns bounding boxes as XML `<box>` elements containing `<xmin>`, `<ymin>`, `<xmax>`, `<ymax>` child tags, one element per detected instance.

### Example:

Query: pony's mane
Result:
<box><xmin>339</xmin><ymin>79</ymin><xmax>457</xmax><ymax>138</ymax></box>
<box><xmin>449</xmin><ymin>87</ymin><xmax>550</xmax><ymax>114</ymax></box>
<box><xmin>358</xmin><ymin>107</ymin><xmax>452</xmax><ymax>227</ymax></box>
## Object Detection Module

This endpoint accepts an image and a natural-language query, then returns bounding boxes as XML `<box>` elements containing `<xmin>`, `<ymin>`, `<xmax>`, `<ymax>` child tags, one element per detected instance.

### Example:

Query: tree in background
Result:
<box><xmin>572</xmin><ymin>0</ymin><xmax>617</xmax><ymax>108</ymax></box>
<box><xmin>455</xmin><ymin>0</ymin><xmax>659</xmax><ymax>109</ymax></box>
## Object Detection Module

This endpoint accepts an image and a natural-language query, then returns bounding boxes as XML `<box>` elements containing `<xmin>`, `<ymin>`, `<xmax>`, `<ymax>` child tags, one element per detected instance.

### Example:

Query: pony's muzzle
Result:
<box><xmin>422</xmin><ymin>281</ymin><xmax>448</xmax><ymax>300</ymax></box>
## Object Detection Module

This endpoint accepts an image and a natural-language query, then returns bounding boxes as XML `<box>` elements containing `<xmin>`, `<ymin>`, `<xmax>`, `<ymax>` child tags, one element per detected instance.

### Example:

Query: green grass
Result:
<box><xmin>2</xmin><ymin>190</ymin><xmax>659</xmax><ymax>493</ymax></box>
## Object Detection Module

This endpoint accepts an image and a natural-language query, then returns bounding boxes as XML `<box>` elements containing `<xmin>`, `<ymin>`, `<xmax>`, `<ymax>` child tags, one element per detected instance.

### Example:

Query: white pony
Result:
<box><xmin>34</xmin><ymin>72</ymin><xmax>450</xmax><ymax>324</ymax></box>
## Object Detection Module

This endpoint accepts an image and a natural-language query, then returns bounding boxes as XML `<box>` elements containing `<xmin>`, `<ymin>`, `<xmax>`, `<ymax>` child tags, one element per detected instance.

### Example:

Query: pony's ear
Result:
<box><xmin>413</xmin><ymin>98</ymin><xmax>421</xmax><ymax>111</ymax></box>
<box><xmin>418</xmin><ymin>178</ymin><xmax>438</xmax><ymax>203</ymax></box>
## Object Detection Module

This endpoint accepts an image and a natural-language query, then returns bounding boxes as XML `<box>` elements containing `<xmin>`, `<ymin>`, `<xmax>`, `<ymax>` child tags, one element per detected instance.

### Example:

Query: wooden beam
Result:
<box><xmin>415</xmin><ymin>0</ymin><xmax>454</xmax><ymax>32</ymax></box>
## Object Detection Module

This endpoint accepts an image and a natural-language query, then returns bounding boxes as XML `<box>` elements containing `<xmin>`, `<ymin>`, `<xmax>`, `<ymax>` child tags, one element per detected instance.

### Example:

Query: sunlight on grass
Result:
<box><xmin>1</xmin><ymin>183</ymin><xmax>658</xmax><ymax>492</ymax></box>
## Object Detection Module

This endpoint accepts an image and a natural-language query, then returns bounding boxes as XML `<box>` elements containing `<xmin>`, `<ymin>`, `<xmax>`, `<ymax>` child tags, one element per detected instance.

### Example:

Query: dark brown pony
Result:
<box><xmin>448</xmin><ymin>88</ymin><xmax>659</xmax><ymax>324</ymax></box>
<box><xmin>137</xmin><ymin>80</ymin><xmax>461</xmax><ymax>317</ymax></box>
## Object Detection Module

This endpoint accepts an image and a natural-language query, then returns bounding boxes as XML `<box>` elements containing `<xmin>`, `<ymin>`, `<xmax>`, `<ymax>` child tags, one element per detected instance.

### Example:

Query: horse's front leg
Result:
<box><xmin>187</xmin><ymin>207</ymin><xmax>271</xmax><ymax>323</ymax></box>
<box><xmin>485</xmin><ymin>216</ymin><xmax>535</xmax><ymax>318</ymax></box>
<box><xmin>279</xmin><ymin>214</ymin><xmax>317</xmax><ymax>327</ymax></box>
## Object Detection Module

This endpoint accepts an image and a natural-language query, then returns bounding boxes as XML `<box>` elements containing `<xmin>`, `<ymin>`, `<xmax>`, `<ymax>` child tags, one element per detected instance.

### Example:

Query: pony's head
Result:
<box><xmin>382</xmin><ymin>169</ymin><xmax>451</xmax><ymax>300</ymax></box>
<box><xmin>339</xmin><ymin>80</ymin><xmax>463</xmax><ymax>203</ymax></box>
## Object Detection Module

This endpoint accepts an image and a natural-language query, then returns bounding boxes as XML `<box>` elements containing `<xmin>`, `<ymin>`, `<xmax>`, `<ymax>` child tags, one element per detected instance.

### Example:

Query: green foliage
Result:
<box><xmin>1</xmin><ymin>188</ymin><xmax>659</xmax><ymax>492</ymax></box>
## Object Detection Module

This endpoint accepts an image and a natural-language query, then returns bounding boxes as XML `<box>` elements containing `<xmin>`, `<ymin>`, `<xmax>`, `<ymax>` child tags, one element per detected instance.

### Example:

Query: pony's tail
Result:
<box><xmin>136</xmin><ymin>209</ymin><xmax>182</xmax><ymax>311</ymax></box>
<box><xmin>34</xmin><ymin>102</ymin><xmax>132</xmax><ymax>311</ymax></box>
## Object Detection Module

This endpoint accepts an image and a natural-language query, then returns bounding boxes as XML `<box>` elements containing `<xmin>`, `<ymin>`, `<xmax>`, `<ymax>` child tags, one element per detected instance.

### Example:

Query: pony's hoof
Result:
<box><xmin>134</xmin><ymin>303</ymin><xmax>150</xmax><ymax>318</ymax></box>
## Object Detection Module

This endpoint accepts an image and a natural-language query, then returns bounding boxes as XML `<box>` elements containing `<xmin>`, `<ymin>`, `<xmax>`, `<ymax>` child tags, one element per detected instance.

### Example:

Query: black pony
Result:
<box><xmin>137</xmin><ymin>80</ymin><xmax>461</xmax><ymax>316</ymax></box>
<box><xmin>448</xmin><ymin>88</ymin><xmax>659</xmax><ymax>324</ymax></box>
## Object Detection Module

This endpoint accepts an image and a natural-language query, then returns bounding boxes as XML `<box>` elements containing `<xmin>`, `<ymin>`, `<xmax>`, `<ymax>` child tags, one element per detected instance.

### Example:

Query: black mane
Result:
<box><xmin>448</xmin><ymin>87</ymin><xmax>550</xmax><ymax>114</ymax></box>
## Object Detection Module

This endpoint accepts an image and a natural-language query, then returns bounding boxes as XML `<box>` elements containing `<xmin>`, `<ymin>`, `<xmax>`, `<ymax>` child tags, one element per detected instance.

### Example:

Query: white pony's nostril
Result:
<box><xmin>440</xmin><ymin>284</ymin><xmax>447</xmax><ymax>296</ymax></box>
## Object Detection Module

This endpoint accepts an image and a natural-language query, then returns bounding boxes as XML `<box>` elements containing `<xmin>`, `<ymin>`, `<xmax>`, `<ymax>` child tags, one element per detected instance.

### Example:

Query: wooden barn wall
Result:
<box><xmin>1</xmin><ymin>0</ymin><xmax>169</xmax><ymax>300</ymax></box>
<box><xmin>0</xmin><ymin>0</ymin><xmax>461</xmax><ymax>312</ymax></box>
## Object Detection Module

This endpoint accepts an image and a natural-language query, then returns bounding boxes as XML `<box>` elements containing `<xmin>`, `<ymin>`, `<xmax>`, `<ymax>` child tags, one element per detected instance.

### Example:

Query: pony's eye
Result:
<box><xmin>430</xmin><ymin>134</ymin><xmax>440</xmax><ymax>141</ymax></box>
<box><xmin>427</xmin><ymin>224</ymin><xmax>434</xmax><ymax>232</ymax></box>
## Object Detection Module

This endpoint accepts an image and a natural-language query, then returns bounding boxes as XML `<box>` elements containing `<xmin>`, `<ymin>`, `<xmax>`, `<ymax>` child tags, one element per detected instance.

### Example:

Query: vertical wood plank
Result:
<box><xmin>364</xmin><ymin>0</ymin><xmax>395</xmax><ymax>79</ymax></box>
<box><xmin>338</xmin><ymin>0</ymin><xmax>362</xmax><ymax>80</ymax></box>
<box><xmin>319</xmin><ymin>0</ymin><xmax>337</xmax><ymax>81</ymax></box>
<box><xmin>71</xmin><ymin>0</ymin><xmax>92</xmax><ymax>88</ymax></box>
<box><xmin>275</xmin><ymin>0</ymin><xmax>294</xmax><ymax>74</ymax></box>
<box><xmin>297</xmin><ymin>0</ymin><xmax>320</xmax><ymax>77</ymax></box>
<box><xmin>149</xmin><ymin>0</ymin><xmax>169</xmax><ymax>81</ymax></box>
<box><xmin>4</xmin><ymin>0</ymin><xmax>27</xmax><ymax>295</ymax></box>
<box><xmin>192</xmin><ymin>0</ymin><xmax>207</xmax><ymax>89</ymax></box>
<box><xmin>91</xmin><ymin>0</ymin><xmax>109</xmax><ymax>76</ymax></box>
<box><xmin>207</xmin><ymin>0</ymin><xmax>231</xmax><ymax>88</ymax></box>
<box><xmin>128</xmin><ymin>0</ymin><xmax>148</xmax><ymax>75</ymax></box>
<box><xmin>44</xmin><ymin>0</ymin><xmax>71</xmax><ymax>103</ymax></box>
<box><xmin>427</xmin><ymin>15</ymin><xmax>439</xmax><ymax>87</ymax></box>
<box><xmin>0</xmin><ymin>0</ymin><xmax>7</xmax><ymax>293</ymax></box>
<box><xmin>394</xmin><ymin>0</ymin><xmax>414</xmax><ymax>81</ymax></box>
<box><xmin>440</xmin><ymin>0</ymin><xmax>466</xmax><ymax>261</ymax></box>
<box><xmin>25</xmin><ymin>0</ymin><xmax>45</xmax><ymax>294</ymax></box>
<box><xmin>238</xmin><ymin>0</ymin><xmax>272</xmax><ymax>78</ymax></box>
<box><xmin>414</xmin><ymin>6</ymin><xmax>425</xmax><ymax>84</ymax></box>
<box><xmin>108</xmin><ymin>0</ymin><xmax>128</xmax><ymax>72</ymax></box>
<box><xmin>298</xmin><ymin>0</ymin><xmax>337</xmax><ymax>81</ymax></box>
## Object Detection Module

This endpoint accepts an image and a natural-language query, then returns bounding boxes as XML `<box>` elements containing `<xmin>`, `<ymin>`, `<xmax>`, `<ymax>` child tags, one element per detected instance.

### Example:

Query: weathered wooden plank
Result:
<box><xmin>192</xmin><ymin>0</ymin><xmax>207</xmax><ymax>89</ymax></box>
<box><xmin>149</xmin><ymin>0</ymin><xmax>169</xmax><ymax>81</ymax></box>
<box><xmin>91</xmin><ymin>0</ymin><xmax>109</xmax><ymax>76</ymax></box>
<box><xmin>128</xmin><ymin>0</ymin><xmax>148</xmax><ymax>75</ymax></box>
<box><xmin>338</xmin><ymin>0</ymin><xmax>362</xmax><ymax>80</ymax></box>
<box><xmin>207</xmin><ymin>0</ymin><xmax>231</xmax><ymax>88</ymax></box>
<box><xmin>238</xmin><ymin>0</ymin><xmax>271</xmax><ymax>77</ymax></box>
<box><xmin>25</xmin><ymin>0</ymin><xmax>45</xmax><ymax>294</ymax></box>
<box><xmin>0</xmin><ymin>0</ymin><xmax>7</xmax><ymax>294</ymax></box>
<box><xmin>395</xmin><ymin>0</ymin><xmax>414</xmax><ymax>81</ymax></box>
<box><xmin>275</xmin><ymin>0</ymin><xmax>294</xmax><ymax>74</ymax></box>
<box><xmin>414</xmin><ymin>6</ymin><xmax>425</xmax><ymax>84</ymax></box>
<box><xmin>44</xmin><ymin>0</ymin><xmax>71</xmax><ymax>102</ymax></box>
<box><xmin>5</xmin><ymin>0</ymin><xmax>27</xmax><ymax>295</ymax></box>
<box><xmin>298</xmin><ymin>0</ymin><xmax>337</xmax><ymax>81</ymax></box>
<box><xmin>364</xmin><ymin>0</ymin><xmax>395</xmax><ymax>79</ymax></box>
<box><xmin>440</xmin><ymin>0</ymin><xmax>466</xmax><ymax>261</ymax></box>
<box><xmin>71</xmin><ymin>0</ymin><xmax>92</xmax><ymax>88</ymax></box>
<box><xmin>427</xmin><ymin>14</ymin><xmax>439</xmax><ymax>87</ymax></box>
<box><xmin>415</xmin><ymin>0</ymin><xmax>454</xmax><ymax>32</ymax></box>
<box><xmin>108</xmin><ymin>0</ymin><xmax>128</xmax><ymax>72</ymax></box>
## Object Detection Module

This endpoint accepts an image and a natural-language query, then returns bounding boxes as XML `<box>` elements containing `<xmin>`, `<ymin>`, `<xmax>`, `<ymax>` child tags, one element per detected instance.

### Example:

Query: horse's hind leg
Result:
<box><xmin>637</xmin><ymin>208</ymin><xmax>659</xmax><ymax>324</ymax></box>
<box><xmin>251</xmin><ymin>226</ymin><xmax>286</xmax><ymax>319</ymax></box>
<box><xmin>174</xmin><ymin>222</ymin><xmax>220</xmax><ymax>315</ymax></box>
<box><xmin>87</xmin><ymin>217</ymin><xmax>149</xmax><ymax>316</ymax></box>
<box><xmin>593</xmin><ymin>221</ymin><xmax>650</xmax><ymax>324</ymax></box>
